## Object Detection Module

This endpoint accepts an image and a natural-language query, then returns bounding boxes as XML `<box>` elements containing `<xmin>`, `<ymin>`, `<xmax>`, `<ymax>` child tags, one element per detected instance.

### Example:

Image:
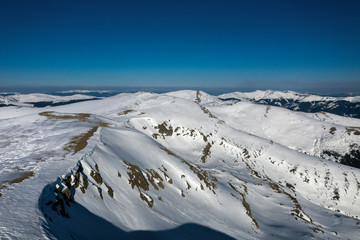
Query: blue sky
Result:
<box><xmin>1</xmin><ymin>0</ymin><xmax>360</xmax><ymax>94</ymax></box>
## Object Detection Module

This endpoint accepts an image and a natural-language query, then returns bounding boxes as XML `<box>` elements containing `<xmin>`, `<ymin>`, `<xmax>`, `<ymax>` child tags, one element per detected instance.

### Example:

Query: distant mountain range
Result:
<box><xmin>0</xmin><ymin>93</ymin><xmax>101</xmax><ymax>107</ymax></box>
<box><xmin>219</xmin><ymin>90</ymin><xmax>360</xmax><ymax>119</ymax></box>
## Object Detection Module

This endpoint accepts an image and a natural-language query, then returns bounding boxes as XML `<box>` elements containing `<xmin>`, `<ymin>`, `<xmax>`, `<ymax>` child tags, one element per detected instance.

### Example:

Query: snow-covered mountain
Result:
<box><xmin>219</xmin><ymin>90</ymin><xmax>360</xmax><ymax>119</ymax></box>
<box><xmin>0</xmin><ymin>93</ymin><xmax>100</xmax><ymax>107</ymax></box>
<box><xmin>0</xmin><ymin>90</ymin><xmax>359</xmax><ymax>239</ymax></box>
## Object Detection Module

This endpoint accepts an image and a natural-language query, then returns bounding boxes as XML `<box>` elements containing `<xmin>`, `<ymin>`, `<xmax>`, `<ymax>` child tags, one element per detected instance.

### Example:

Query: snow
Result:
<box><xmin>1</xmin><ymin>90</ymin><xmax>360</xmax><ymax>240</ymax></box>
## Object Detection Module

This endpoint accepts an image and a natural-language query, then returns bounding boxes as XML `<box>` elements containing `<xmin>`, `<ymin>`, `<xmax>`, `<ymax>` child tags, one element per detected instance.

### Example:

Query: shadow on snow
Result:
<box><xmin>38</xmin><ymin>182</ymin><xmax>235</xmax><ymax>240</ymax></box>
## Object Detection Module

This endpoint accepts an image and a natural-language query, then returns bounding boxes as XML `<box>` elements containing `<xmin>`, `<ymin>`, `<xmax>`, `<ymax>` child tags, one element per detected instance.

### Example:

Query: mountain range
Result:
<box><xmin>0</xmin><ymin>90</ymin><xmax>359</xmax><ymax>239</ymax></box>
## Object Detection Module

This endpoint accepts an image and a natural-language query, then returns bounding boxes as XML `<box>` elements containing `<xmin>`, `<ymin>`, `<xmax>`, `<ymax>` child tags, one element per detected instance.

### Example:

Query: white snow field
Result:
<box><xmin>0</xmin><ymin>90</ymin><xmax>359</xmax><ymax>239</ymax></box>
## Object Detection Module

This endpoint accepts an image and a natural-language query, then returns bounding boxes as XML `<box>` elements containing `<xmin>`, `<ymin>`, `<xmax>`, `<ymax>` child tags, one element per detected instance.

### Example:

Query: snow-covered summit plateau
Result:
<box><xmin>0</xmin><ymin>90</ymin><xmax>359</xmax><ymax>239</ymax></box>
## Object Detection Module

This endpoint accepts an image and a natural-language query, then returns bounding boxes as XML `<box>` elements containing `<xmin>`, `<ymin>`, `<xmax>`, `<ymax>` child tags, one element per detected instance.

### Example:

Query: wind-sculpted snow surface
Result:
<box><xmin>1</xmin><ymin>90</ymin><xmax>360</xmax><ymax>239</ymax></box>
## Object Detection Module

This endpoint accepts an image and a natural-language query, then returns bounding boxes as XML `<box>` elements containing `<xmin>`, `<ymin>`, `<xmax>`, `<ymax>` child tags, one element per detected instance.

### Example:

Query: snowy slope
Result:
<box><xmin>208</xmin><ymin>101</ymin><xmax>360</xmax><ymax>167</ymax></box>
<box><xmin>1</xmin><ymin>91</ymin><xmax>360</xmax><ymax>240</ymax></box>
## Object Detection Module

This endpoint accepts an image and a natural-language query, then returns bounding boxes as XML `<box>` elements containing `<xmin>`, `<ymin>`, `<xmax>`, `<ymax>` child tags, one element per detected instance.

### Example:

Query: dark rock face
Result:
<box><xmin>28</xmin><ymin>98</ymin><xmax>101</xmax><ymax>107</ymax></box>
<box><xmin>322</xmin><ymin>144</ymin><xmax>360</xmax><ymax>169</ymax></box>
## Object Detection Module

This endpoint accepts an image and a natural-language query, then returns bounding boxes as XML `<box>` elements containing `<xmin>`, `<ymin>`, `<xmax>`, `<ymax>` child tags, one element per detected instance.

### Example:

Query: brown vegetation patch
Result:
<box><xmin>199</xmin><ymin>132</ymin><xmax>208</xmax><ymax>142</ymax></box>
<box><xmin>39</xmin><ymin>111</ymin><xmax>90</xmax><ymax>121</ymax></box>
<box><xmin>36</xmin><ymin>157</ymin><xmax>46</xmax><ymax>162</ymax></box>
<box><xmin>97</xmin><ymin>187</ymin><xmax>103</xmax><ymax>199</ymax></box>
<box><xmin>159</xmin><ymin>146</ymin><xmax>217</xmax><ymax>191</ymax></box>
<box><xmin>140</xmin><ymin>193</ymin><xmax>154</xmax><ymax>207</ymax></box>
<box><xmin>186</xmin><ymin>181</ymin><xmax>191</xmax><ymax>190</ymax></box>
<box><xmin>329</xmin><ymin>127</ymin><xmax>336</xmax><ymax>135</ymax></box>
<box><xmin>228</xmin><ymin>182</ymin><xmax>258</xmax><ymax>228</ymax></box>
<box><xmin>242</xmin><ymin>148</ymin><xmax>251</xmax><ymax>159</ymax></box>
<box><xmin>310</xmin><ymin>227</ymin><xmax>324</xmax><ymax>234</ymax></box>
<box><xmin>201</xmin><ymin>143</ymin><xmax>212</xmax><ymax>163</ymax></box>
<box><xmin>123</xmin><ymin>161</ymin><xmax>174</xmax><ymax>208</ymax></box>
<box><xmin>0</xmin><ymin>171</ymin><xmax>35</xmax><ymax>196</ymax></box>
<box><xmin>61</xmin><ymin>188</ymin><xmax>73</xmax><ymax>202</ymax></box>
<box><xmin>251</xmin><ymin>169</ymin><xmax>262</xmax><ymax>179</ymax></box>
<box><xmin>146</xmin><ymin>169</ymin><xmax>164</xmax><ymax>190</ymax></box>
<box><xmin>118</xmin><ymin>109</ymin><xmax>135</xmax><ymax>115</ymax></box>
<box><xmin>105</xmin><ymin>183</ymin><xmax>114</xmax><ymax>198</ymax></box>
<box><xmin>8</xmin><ymin>171</ymin><xmax>35</xmax><ymax>184</ymax></box>
<box><xmin>241</xmin><ymin>193</ymin><xmax>259</xmax><ymax>229</ymax></box>
<box><xmin>229</xmin><ymin>173</ymin><xmax>248</xmax><ymax>183</ymax></box>
<box><xmin>182</xmin><ymin>159</ymin><xmax>217</xmax><ymax>192</ymax></box>
<box><xmin>159</xmin><ymin>168</ymin><xmax>173</xmax><ymax>184</ymax></box>
<box><xmin>268</xmin><ymin>182</ymin><xmax>280</xmax><ymax>192</ymax></box>
<box><xmin>40</xmin><ymin>111</ymin><xmax>109</xmax><ymax>127</ymax></box>
<box><xmin>155</xmin><ymin>122</ymin><xmax>173</xmax><ymax>136</ymax></box>
<box><xmin>72</xmin><ymin>171</ymin><xmax>80</xmax><ymax>189</ymax></box>
<box><xmin>268</xmin><ymin>181</ymin><xmax>313</xmax><ymax>224</ymax></box>
<box><xmin>40</xmin><ymin>111</ymin><xmax>110</xmax><ymax>155</ymax></box>
<box><xmin>159</xmin><ymin>147</ymin><xmax>177</xmax><ymax>157</ymax></box>
<box><xmin>124</xmin><ymin>161</ymin><xmax>149</xmax><ymax>191</ymax></box>
<box><xmin>346</xmin><ymin>127</ymin><xmax>360</xmax><ymax>135</ymax></box>
<box><xmin>286</xmin><ymin>183</ymin><xmax>295</xmax><ymax>191</ymax></box>
<box><xmin>195</xmin><ymin>90</ymin><xmax>201</xmax><ymax>103</ymax></box>
<box><xmin>95</xmin><ymin>163</ymin><xmax>100</xmax><ymax>172</ymax></box>
<box><xmin>90</xmin><ymin>170</ymin><xmax>103</xmax><ymax>185</ymax></box>
<box><xmin>239</xmin><ymin>153</ymin><xmax>262</xmax><ymax>179</ymax></box>
<box><xmin>64</xmin><ymin>126</ymin><xmax>99</xmax><ymax>155</ymax></box>
<box><xmin>228</xmin><ymin>182</ymin><xmax>238</xmax><ymax>193</ymax></box>
<box><xmin>181</xmin><ymin>190</ymin><xmax>185</xmax><ymax>197</ymax></box>
<box><xmin>200</xmin><ymin>106</ymin><xmax>217</xmax><ymax>119</ymax></box>
<box><xmin>82</xmin><ymin>175</ymin><xmax>89</xmax><ymax>189</ymax></box>
<box><xmin>332</xmin><ymin>188</ymin><xmax>340</xmax><ymax>201</ymax></box>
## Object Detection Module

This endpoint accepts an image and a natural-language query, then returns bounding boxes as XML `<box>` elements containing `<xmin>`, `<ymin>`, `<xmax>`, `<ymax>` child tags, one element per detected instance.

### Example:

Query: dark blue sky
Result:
<box><xmin>1</xmin><ymin>0</ymin><xmax>359</xmax><ymax>93</ymax></box>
